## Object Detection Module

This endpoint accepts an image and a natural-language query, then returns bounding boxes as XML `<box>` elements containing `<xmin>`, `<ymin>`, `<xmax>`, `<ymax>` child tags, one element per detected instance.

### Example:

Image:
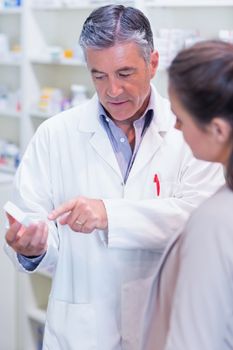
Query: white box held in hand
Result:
<box><xmin>3</xmin><ymin>201</ymin><xmax>35</xmax><ymax>228</ymax></box>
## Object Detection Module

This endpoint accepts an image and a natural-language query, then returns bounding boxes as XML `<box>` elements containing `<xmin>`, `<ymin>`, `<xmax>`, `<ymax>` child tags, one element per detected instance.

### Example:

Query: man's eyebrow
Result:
<box><xmin>117</xmin><ymin>66</ymin><xmax>136</xmax><ymax>72</ymax></box>
<box><xmin>91</xmin><ymin>67</ymin><xmax>136</xmax><ymax>74</ymax></box>
<box><xmin>91</xmin><ymin>68</ymin><xmax>105</xmax><ymax>74</ymax></box>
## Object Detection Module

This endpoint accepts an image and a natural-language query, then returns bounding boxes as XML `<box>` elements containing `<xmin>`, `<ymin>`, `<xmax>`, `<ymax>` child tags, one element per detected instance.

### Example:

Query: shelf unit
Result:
<box><xmin>144</xmin><ymin>1</ymin><xmax>233</xmax><ymax>94</ymax></box>
<box><xmin>0</xmin><ymin>7</ymin><xmax>22</xmax><ymax>14</ymax></box>
<box><xmin>0</xmin><ymin>1</ymin><xmax>233</xmax><ymax>349</ymax></box>
<box><xmin>0</xmin><ymin>172</ymin><xmax>16</xmax><ymax>350</ymax></box>
<box><xmin>0</xmin><ymin>59</ymin><xmax>21</xmax><ymax>66</ymax></box>
<box><xmin>18</xmin><ymin>270</ymin><xmax>52</xmax><ymax>350</ymax></box>
<box><xmin>30</xmin><ymin>57</ymin><xmax>87</xmax><ymax>66</ymax></box>
<box><xmin>145</xmin><ymin>0</ymin><xmax>233</xmax><ymax>6</ymax></box>
<box><xmin>0</xmin><ymin>6</ymin><xmax>22</xmax><ymax>153</ymax></box>
<box><xmin>0</xmin><ymin>109</ymin><xmax>21</xmax><ymax>117</ymax></box>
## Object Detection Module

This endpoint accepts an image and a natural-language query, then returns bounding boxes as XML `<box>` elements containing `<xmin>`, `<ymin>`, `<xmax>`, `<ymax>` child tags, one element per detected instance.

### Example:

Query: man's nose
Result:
<box><xmin>107</xmin><ymin>77</ymin><xmax>123</xmax><ymax>98</ymax></box>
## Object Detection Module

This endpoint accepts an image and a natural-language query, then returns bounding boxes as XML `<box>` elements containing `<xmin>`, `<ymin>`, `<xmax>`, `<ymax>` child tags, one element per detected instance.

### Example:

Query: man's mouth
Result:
<box><xmin>108</xmin><ymin>100</ymin><xmax>128</xmax><ymax>105</ymax></box>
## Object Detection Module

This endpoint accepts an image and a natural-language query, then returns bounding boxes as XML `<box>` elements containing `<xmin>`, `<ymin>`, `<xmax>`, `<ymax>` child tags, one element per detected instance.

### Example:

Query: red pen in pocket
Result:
<box><xmin>154</xmin><ymin>174</ymin><xmax>160</xmax><ymax>196</ymax></box>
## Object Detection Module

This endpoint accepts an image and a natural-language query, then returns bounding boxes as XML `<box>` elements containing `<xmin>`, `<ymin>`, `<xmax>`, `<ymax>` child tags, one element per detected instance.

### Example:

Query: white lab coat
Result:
<box><xmin>5</xmin><ymin>86</ymin><xmax>224</xmax><ymax>350</ymax></box>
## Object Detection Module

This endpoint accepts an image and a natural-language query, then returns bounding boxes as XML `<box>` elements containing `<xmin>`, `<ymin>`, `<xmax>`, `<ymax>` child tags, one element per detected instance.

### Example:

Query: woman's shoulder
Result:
<box><xmin>192</xmin><ymin>185</ymin><xmax>231</xmax><ymax>216</ymax></box>
<box><xmin>179</xmin><ymin>184</ymin><xmax>233</xmax><ymax>272</ymax></box>
<box><xmin>186</xmin><ymin>184</ymin><xmax>233</xmax><ymax>238</ymax></box>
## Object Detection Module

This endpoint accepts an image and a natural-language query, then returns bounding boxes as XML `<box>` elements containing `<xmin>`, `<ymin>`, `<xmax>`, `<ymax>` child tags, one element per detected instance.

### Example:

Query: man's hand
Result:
<box><xmin>48</xmin><ymin>197</ymin><xmax>108</xmax><ymax>233</ymax></box>
<box><xmin>5</xmin><ymin>214</ymin><xmax>48</xmax><ymax>257</ymax></box>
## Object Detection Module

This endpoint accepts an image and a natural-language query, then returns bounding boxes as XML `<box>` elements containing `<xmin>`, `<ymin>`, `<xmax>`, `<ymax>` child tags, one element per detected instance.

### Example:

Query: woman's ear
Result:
<box><xmin>210</xmin><ymin>117</ymin><xmax>232</xmax><ymax>144</ymax></box>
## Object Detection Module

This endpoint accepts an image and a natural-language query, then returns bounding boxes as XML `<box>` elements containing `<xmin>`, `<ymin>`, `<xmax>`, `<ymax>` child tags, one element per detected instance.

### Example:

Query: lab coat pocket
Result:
<box><xmin>43</xmin><ymin>298</ymin><xmax>97</xmax><ymax>350</ymax></box>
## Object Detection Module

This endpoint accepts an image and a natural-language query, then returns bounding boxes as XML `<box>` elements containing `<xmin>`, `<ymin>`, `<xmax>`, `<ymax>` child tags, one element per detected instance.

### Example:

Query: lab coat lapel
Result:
<box><xmin>128</xmin><ymin>87</ymin><xmax>174</xmax><ymax>181</ymax></box>
<box><xmin>78</xmin><ymin>95</ymin><xmax>122</xmax><ymax>178</ymax></box>
<box><xmin>128</xmin><ymin>124</ymin><xmax>164</xmax><ymax>180</ymax></box>
<box><xmin>89</xmin><ymin>130</ymin><xmax>122</xmax><ymax>177</ymax></box>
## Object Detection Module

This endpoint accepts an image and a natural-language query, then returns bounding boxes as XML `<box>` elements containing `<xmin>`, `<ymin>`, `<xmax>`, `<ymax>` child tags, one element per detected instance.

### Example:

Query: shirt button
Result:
<box><xmin>120</xmin><ymin>137</ymin><xmax>125</xmax><ymax>143</ymax></box>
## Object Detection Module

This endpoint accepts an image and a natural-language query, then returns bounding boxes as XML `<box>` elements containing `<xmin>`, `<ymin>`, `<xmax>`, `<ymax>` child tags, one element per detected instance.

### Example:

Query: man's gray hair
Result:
<box><xmin>79</xmin><ymin>5</ymin><xmax>154</xmax><ymax>63</ymax></box>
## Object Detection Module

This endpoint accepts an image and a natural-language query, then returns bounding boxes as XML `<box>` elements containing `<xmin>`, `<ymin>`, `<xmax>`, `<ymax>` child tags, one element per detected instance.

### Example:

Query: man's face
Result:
<box><xmin>86</xmin><ymin>42</ymin><xmax>158</xmax><ymax>122</ymax></box>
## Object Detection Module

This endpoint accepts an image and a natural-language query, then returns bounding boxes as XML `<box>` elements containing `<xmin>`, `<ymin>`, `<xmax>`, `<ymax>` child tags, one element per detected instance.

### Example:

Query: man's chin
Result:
<box><xmin>108</xmin><ymin>113</ymin><xmax>132</xmax><ymax>122</ymax></box>
<box><xmin>104</xmin><ymin>109</ymin><xmax>132</xmax><ymax>121</ymax></box>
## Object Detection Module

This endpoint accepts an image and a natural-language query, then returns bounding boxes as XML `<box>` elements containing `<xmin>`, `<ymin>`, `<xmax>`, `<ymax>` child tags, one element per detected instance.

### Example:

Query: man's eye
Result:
<box><xmin>119</xmin><ymin>72</ymin><xmax>132</xmax><ymax>78</ymax></box>
<box><xmin>93</xmin><ymin>74</ymin><xmax>105</xmax><ymax>80</ymax></box>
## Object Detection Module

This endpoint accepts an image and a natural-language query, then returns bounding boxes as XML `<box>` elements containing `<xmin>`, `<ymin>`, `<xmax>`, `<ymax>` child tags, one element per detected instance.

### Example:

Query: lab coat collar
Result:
<box><xmin>76</xmin><ymin>85</ymin><xmax>175</xmax><ymax>179</ymax></box>
<box><xmin>76</xmin><ymin>95</ymin><xmax>122</xmax><ymax>177</ymax></box>
<box><xmin>77</xmin><ymin>84</ymin><xmax>174</xmax><ymax>134</ymax></box>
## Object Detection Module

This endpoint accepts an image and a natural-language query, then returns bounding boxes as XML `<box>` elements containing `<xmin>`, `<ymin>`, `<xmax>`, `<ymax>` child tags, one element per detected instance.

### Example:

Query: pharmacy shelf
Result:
<box><xmin>0</xmin><ymin>7</ymin><xmax>22</xmax><ymax>14</ymax></box>
<box><xmin>0</xmin><ymin>59</ymin><xmax>21</xmax><ymax>66</ymax></box>
<box><xmin>0</xmin><ymin>109</ymin><xmax>21</xmax><ymax>118</ymax></box>
<box><xmin>0</xmin><ymin>164</ymin><xmax>16</xmax><ymax>174</ymax></box>
<box><xmin>146</xmin><ymin>0</ymin><xmax>233</xmax><ymax>6</ymax></box>
<box><xmin>0</xmin><ymin>171</ymin><xmax>14</xmax><ymax>181</ymax></box>
<box><xmin>0</xmin><ymin>177</ymin><xmax>16</xmax><ymax>350</ymax></box>
<box><xmin>30</xmin><ymin>57</ymin><xmax>86</xmax><ymax>66</ymax></box>
<box><xmin>31</xmin><ymin>4</ymin><xmax>98</xmax><ymax>10</ymax></box>
<box><xmin>30</xmin><ymin>2</ymin><xmax>140</xmax><ymax>10</ymax></box>
<box><xmin>0</xmin><ymin>2</ymin><xmax>22</xmax><ymax>153</ymax></box>
<box><xmin>30</xmin><ymin>110</ymin><xmax>52</xmax><ymax>119</ymax></box>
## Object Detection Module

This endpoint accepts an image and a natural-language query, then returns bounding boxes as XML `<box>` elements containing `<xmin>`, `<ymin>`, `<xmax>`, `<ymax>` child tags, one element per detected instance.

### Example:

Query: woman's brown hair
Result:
<box><xmin>168</xmin><ymin>40</ymin><xmax>233</xmax><ymax>190</ymax></box>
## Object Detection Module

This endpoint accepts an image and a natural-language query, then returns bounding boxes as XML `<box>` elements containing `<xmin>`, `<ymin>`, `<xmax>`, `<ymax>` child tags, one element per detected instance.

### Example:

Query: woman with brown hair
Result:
<box><xmin>149</xmin><ymin>40</ymin><xmax>233</xmax><ymax>350</ymax></box>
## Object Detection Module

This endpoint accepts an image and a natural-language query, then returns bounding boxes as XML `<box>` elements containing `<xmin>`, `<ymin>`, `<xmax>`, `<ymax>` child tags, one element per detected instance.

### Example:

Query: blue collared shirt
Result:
<box><xmin>99</xmin><ymin>106</ymin><xmax>153</xmax><ymax>183</ymax></box>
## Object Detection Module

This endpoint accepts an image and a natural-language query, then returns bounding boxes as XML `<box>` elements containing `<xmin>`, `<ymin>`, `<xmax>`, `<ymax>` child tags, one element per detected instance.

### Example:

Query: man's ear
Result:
<box><xmin>150</xmin><ymin>50</ymin><xmax>159</xmax><ymax>78</ymax></box>
<box><xmin>210</xmin><ymin>117</ymin><xmax>232</xmax><ymax>143</ymax></box>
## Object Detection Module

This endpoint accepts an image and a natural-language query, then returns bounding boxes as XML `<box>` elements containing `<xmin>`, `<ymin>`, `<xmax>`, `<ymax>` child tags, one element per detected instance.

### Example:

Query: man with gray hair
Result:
<box><xmin>5</xmin><ymin>5</ymin><xmax>223</xmax><ymax>350</ymax></box>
